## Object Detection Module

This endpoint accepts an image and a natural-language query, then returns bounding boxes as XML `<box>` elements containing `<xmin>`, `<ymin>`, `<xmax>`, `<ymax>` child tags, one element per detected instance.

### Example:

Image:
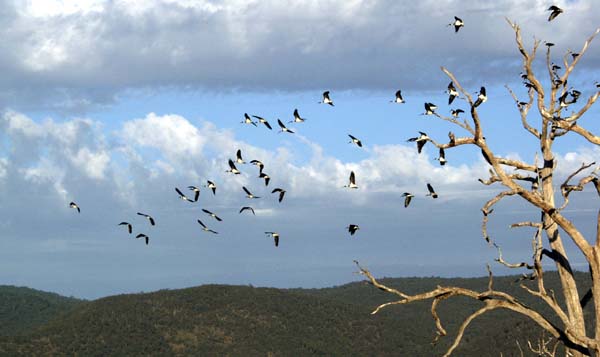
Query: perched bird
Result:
<box><xmin>344</xmin><ymin>171</ymin><xmax>358</xmax><ymax>189</ymax></box>
<box><xmin>250</xmin><ymin>159</ymin><xmax>265</xmax><ymax>173</ymax></box>
<box><xmin>137</xmin><ymin>212</ymin><xmax>156</xmax><ymax>225</ymax></box>
<box><xmin>435</xmin><ymin>148</ymin><xmax>447</xmax><ymax>166</ymax></box>
<box><xmin>239</xmin><ymin>206</ymin><xmax>256</xmax><ymax>215</ymax></box>
<box><xmin>69</xmin><ymin>202</ymin><xmax>80</xmax><ymax>213</ymax></box>
<box><xmin>204</xmin><ymin>180</ymin><xmax>217</xmax><ymax>195</ymax></box>
<box><xmin>118</xmin><ymin>222</ymin><xmax>132</xmax><ymax>234</ymax></box>
<box><xmin>241</xmin><ymin>113</ymin><xmax>257</xmax><ymax>126</ymax></box>
<box><xmin>319</xmin><ymin>91</ymin><xmax>334</xmax><ymax>106</ymax></box>
<box><xmin>449</xmin><ymin>16</ymin><xmax>464</xmax><ymax>32</ymax></box>
<box><xmin>424</xmin><ymin>102</ymin><xmax>437</xmax><ymax>115</ymax></box>
<box><xmin>259</xmin><ymin>172</ymin><xmax>271</xmax><ymax>186</ymax></box>
<box><xmin>473</xmin><ymin>87</ymin><xmax>487</xmax><ymax>107</ymax></box>
<box><xmin>448</xmin><ymin>132</ymin><xmax>456</xmax><ymax>145</ymax></box>
<box><xmin>271</xmin><ymin>188</ymin><xmax>286</xmax><ymax>202</ymax></box>
<box><xmin>175</xmin><ymin>187</ymin><xmax>195</xmax><ymax>202</ymax></box>
<box><xmin>558</xmin><ymin>92</ymin><xmax>570</xmax><ymax>107</ymax></box>
<box><xmin>227</xmin><ymin>159</ymin><xmax>241</xmax><ymax>175</ymax></box>
<box><xmin>243</xmin><ymin>186</ymin><xmax>260</xmax><ymax>199</ymax></box>
<box><xmin>187</xmin><ymin>186</ymin><xmax>200</xmax><ymax>202</ymax></box>
<box><xmin>236</xmin><ymin>149</ymin><xmax>245</xmax><ymax>164</ymax></box>
<box><xmin>265</xmin><ymin>232</ymin><xmax>280</xmax><ymax>247</ymax></box>
<box><xmin>347</xmin><ymin>224</ymin><xmax>360</xmax><ymax>236</ymax></box>
<box><xmin>136</xmin><ymin>233</ymin><xmax>149</xmax><ymax>245</ymax></box>
<box><xmin>426</xmin><ymin>183</ymin><xmax>438</xmax><ymax>199</ymax></box>
<box><xmin>252</xmin><ymin>115</ymin><xmax>272</xmax><ymax>130</ymax></box>
<box><xmin>348</xmin><ymin>134</ymin><xmax>363</xmax><ymax>148</ymax></box>
<box><xmin>450</xmin><ymin>109</ymin><xmax>464</xmax><ymax>118</ymax></box>
<box><xmin>391</xmin><ymin>90</ymin><xmax>405</xmax><ymax>103</ymax></box>
<box><xmin>277</xmin><ymin>119</ymin><xmax>294</xmax><ymax>134</ymax></box>
<box><xmin>547</xmin><ymin>5</ymin><xmax>563</xmax><ymax>22</ymax></box>
<box><xmin>197</xmin><ymin>219</ymin><xmax>218</xmax><ymax>234</ymax></box>
<box><xmin>447</xmin><ymin>82</ymin><xmax>459</xmax><ymax>105</ymax></box>
<box><xmin>290</xmin><ymin>109</ymin><xmax>306</xmax><ymax>123</ymax></box>
<box><xmin>401</xmin><ymin>192</ymin><xmax>414</xmax><ymax>208</ymax></box>
<box><xmin>202</xmin><ymin>208</ymin><xmax>222</xmax><ymax>222</ymax></box>
<box><xmin>407</xmin><ymin>132</ymin><xmax>429</xmax><ymax>154</ymax></box>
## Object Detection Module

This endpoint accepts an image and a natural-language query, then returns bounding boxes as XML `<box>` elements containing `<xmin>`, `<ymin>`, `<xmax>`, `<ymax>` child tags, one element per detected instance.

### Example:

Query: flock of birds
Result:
<box><xmin>66</xmin><ymin>5</ymin><xmax>590</xmax><ymax>247</ymax></box>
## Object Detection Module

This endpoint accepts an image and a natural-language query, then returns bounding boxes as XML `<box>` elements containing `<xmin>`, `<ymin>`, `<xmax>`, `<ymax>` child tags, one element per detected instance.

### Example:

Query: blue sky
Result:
<box><xmin>0</xmin><ymin>0</ymin><xmax>599</xmax><ymax>299</ymax></box>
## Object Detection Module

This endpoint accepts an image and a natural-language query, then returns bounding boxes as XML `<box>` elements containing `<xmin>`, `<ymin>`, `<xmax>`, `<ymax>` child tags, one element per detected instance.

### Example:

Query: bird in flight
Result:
<box><xmin>407</xmin><ymin>132</ymin><xmax>429</xmax><ymax>154</ymax></box>
<box><xmin>202</xmin><ymin>208</ymin><xmax>222</xmax><ymax>222</ymax></box>
<box><xmin>277</xmin><ymin>119</ymin><xmax>294</xmax><ymax>134</ymax></box>
<box><xmin>252</xmin><ymin>115</ymin><xmax>272</xmax><ymax>130</ymax></box>
<box><xmin>187</xmin><ymin>186</ymin><xmax>200</xmax><ymax>202</ymax></box>
<box><xmin>547</xmin><ymin>5</ymin><xmax>563</xmax><ymax>22</ymax></box>
<box><xmin>347</xmin><ymin>224</ymin><xmax>360</xmax><ymax>236</ymax></box>
<box><xmin>227</xmin><ymin>159</ymin><xmax>241</xmax><ymax>175</ymax></box>
<box><xmin>197</xmin><ymin>219</ymin><xmax>218</xmax><ymax>234</ymax></box>
<box><xmin>259</xmin><ymin>172</ymin><xmax>271</xmax><ymax>186</ymax></box>
<box><xmin>448</xmin><ymin>16</ymin><xmax>464</xmax><ymax>32</ymax></box>
<box><xmin>447</xmin><ymin>82</ymin><xmax>458</xmax><ymax>105</ymax></box>
<box><xmin>241</xmin><ymin>113</ymin><xmax>257</xmax><ymax>126</ymax></box>
<box><xmin>175</xmin><ymin>187</ymin><xmax>195</xmax><ymax>202</ymax></box>
<box><xmin>136</xmin><ymin>233</ymin><xmax>149</xmax><ymax>245</ymax></box>
<box><xmin>344</xmin><ymin>171</ymin><xmax>358</xmax><ymax>189</ymax></box>
<box><xmin>435</xmin><ymin>148</ymin><xmax>447</xmax><ymax>166</ymax></box>
<box><xmin>424</xmin><ymin>102</ymin><xmax>437</xmax><ymax>115</ymax></box>
<box><xmin>204</xmin><ymin>180</ymin><xmax>217</xmax><ymax>195</ymax></box>
<box><xmin>271</xmin><ymin>188</ymin><xmax>286</xmax><ymax>202</ymax></box>
<box><xmin>319</xmin><ymin>91</ymin><xmax>334</xmax><ymax>106</ymax></box>
<box><xmin>69</xmin><ymin>202</ymin><xmax>80</xmax><ymax>213</ymax></box>
<box><xmin>243</xmin><ymin>186</ymin><xmax>260</xmax><ymax>199</ymax></box>
<box><xmin>250</xmin><ymin>159</ymin><xmax>265</xmax><ymax>173</ymax></box>
<box><xmin>290</xmin><ymin>109</ymin><xmax>306</xmax><ymax>123</ymax></box>
<box><xmin>391</xmin><ymin>90</ymin><xmax>405</xmax><ymax>104</ymax></box>
<box><xmin>137</xmin><ymin>212</ymin><xmax>155</xmax><ymax>226</ymax></box>
<box><xmin>236</xmin><ymin>149</ymin><xmax>245</xmax><ymax>164</ymax></box>
<box><xmin>401</xmin><ymin>192</ymin><xmax>414</xmax><ymax>208</ymax></box>
<box><xmin>426</xmin><ymin>183</ymin><xmax>438</xmax><ymax>199</ymax></box>
<box><xmin>239</xmin><ymin>206</ymin><xmax>256</xmax><ymax>215</ymax></box>
<box><xmin>473</xmin><ymin>86</ymin><xmax>487</xmax><ymax>107</ymax></box>
<box><xmin>450</xmin><ymin>109</ymin><xmax>464</xmax><ymax>118</ymax></box>
<box><xmin>265</xmin><ymin>232</ymin><xmax>280</xmax><ymax>247</ymax></box>
<box><xmin>348</xmin><ymin>134</ymin><xmax>363</xmax><ymax>148</ymax></box>
<box><xmin>118</xmin><ymin>222</ymin><xmax>132</xmax><ymax>234</ymax></box>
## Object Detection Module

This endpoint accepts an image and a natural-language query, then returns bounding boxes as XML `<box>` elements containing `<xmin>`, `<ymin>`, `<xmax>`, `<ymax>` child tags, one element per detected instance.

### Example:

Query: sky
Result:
<box><xmin>0</xmin><ymin>0</ymin><xmax>599</xmax><ymax>299</ymax></box>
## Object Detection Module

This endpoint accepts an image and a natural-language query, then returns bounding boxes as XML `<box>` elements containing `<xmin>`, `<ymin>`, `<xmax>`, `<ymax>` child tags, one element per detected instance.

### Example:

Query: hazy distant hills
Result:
<box><xmin>0</xmin><ymin>272</ymin><xmax>593</xmax><ymax>356</ymax></box>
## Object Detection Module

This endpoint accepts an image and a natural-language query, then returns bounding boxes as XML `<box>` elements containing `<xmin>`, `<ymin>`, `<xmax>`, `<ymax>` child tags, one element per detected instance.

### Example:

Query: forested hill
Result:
<box><xmin>0</xmin><ymin>272</ymin><xmax>593</xmax><ymax>356</ymax></box>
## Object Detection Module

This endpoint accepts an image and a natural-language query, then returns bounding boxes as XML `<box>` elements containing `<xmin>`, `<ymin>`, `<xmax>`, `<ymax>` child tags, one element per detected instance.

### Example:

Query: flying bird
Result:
<box><xmin>344</xmin><ymin>171</ymin><xmax>358</xmax><ymax>189</ymax></box>
<box><xmin>348</xmin><ymin>134</ymin><xmax>363</xmax><ymax>148</ymax></box>
<box><xmin>473</xmin><ymin>87</ymin><xmax>487</xmax><ymax>107</ymax></box>
<box><xmin>204</xmin><ymin>180</ymin><xmax>217</xmax><ymax>195</ymax></box>
<box><xmin>435</xmin><ymin>148</ymin><xmax>447</xmax><ymax>166</ymax></box>
<box><xmin>252</xmin><ymin>115</ymin><xmax>273</xmax><ymax>130</ymax></box>
<box><xmin>187</xmin><ymin>186</ymin><xmax>200</xmax><ymax>202</ymax></box>
<box><xmin>136</xmin><ymin>233</ymin><xmax>149</xmax><ymax>245</ymax></box>
<box><xmin>175</xmin><ymin>187</ymin><xmax>195</xmax><ymax>202</ymax></box>
<box><xmin>319</xmin><ymin>91</ymin><xmax>334</xmax><ymax>106</ymax></box>
<box><xmin>347</xmin><ymin>224</ymin><xmax>360</xmax><ymax>236</ymax></box>
<box><xmin>401</xmin><ymin>192</ymin><xmax>414</xmax><ymax>208</ymax></box>
<box><xmin>407</xmin><ymin>131</ymin><xmax>429</xmax><ymax>154</ymax></box>
<box><xmin>243</xmin><ymin>186</ymin><xmax>260</xmax><ymax>199</ymax></box>
<box><xmin>424</xmin><ymin>102</ymin><xmax>437</xmax><ymax>115</ymax></box>
<box><xmin>447</xmin><ymin>82</ymin><xmax>459</xmax><ymax>105</ymax></box>
<box><xmin>259</xmin><ymin>172</ymin><xmax>271</xmax><ymax>186</ymax></box>
<box><xmin>547</xmin><ymin>5</ymin><xmax>563</xmax><ymax>22</ymax></box>
<box><xmin>277</xmin><ymin>119</ymin><xmax>294</xmax><ymax>134</ymax></box>
<box><xmin>202</xmin><ymin>208</ymin><xmax>222</xmax><ymax>222</ymax></box>
<box><xmin>239</xmin><ymin>206</ymin><xmax>256</xmax><ymax>215</ymax></box>
<box><xmin>391</xmin><ymin>90</ymin><xmax>405</xmax><ymax>103</ymax></box>
<box><xmin>265</xmin><ymin>232</ymin><xmax>280</xmax><ymax>247</ymax></box>
<box><xmin>69</xmin><ymin>202</ymin><xmax>80</xmax><ymax>213</ymax></box>
<box><xmin>236</xmin><ymin>149</ymin><xmax>245</xmax><ymax>164</ymax></box>
<box><xmin>290</xmin><ymin>109</ymin><xmax>306</xmax><ymax>123</ymax></box>
<box><xmin>250</xmin><ymin>159</ymin><xmax>265</xmax><ymax>173</ymax></box>
<box><xmin>448</xmin><ymin>16</ymin><xmax>464</xmax><ymax>32</ymax></box>
<box><xmin>426</xmin><ymin>183</ymin><xmax>438</xmax><ymax>199</ymax></box>
<box><xmin>197</xmin><ymin>219</ymin><xmax>218</xmax><ymax>234</ymax></box>
<box><xmin>118</xmin><ymin>222</ymin><xmax>132</xmax><ymax>234</ymax></box>
<box><xmin>450</xmin><ymin>109</ymin><xmax>464</xmax><ymax>118</ymax></box>
<box><xmin>271</xmin><ymin>188</ymin><xmax>286</xmax><ymax>202</ymax></box>
<box><xmin>137</xmin><ymin>212</ymin><xmax>155</xmax><ymax>226</ymax></box>
<box><xmin>227</xmin><ymin>159</ymin><xmax>241</xmax><ymax>175</ymax></box>
<box><xmin>241</xmin><ymin>113</ymin><xmax>257</xmax><ymax>126</ymax></box>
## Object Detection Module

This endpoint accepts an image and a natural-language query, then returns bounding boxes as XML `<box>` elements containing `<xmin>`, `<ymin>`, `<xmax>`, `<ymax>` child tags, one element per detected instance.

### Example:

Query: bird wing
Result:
<box><xmin>439</xmin><ymin>148</ymin><xmax>445</xmax><ymax>159</ymax></box>
<box><xmin>417</xmin><ymin>140</ymin><xmax>426</xmax><ymax>154</ymax></box>
<box><xmin>427</xmin><ymin>183</ymin><xmax>435</xmax><ymax>194</ymax></box>
<box><xmin>197</xmin><ymin>219</ymin><xmax>207</xmax><ymax>228</ymax></box>
<box><xmin>202</xmin><ymin>208</ymin><xmax>212</xmax><ymax>215</ymax></box>
<box><xmin>137</xmin><ymin>212</ymin><xmax>147</xmax><ymax>217</ymax></box>
<box><xmin>175</xmin><ymin>187</ymin><xmax>185</xmax><ymax>197</ymax></box>
<box><xmin>293</xmin><ymin>109</ymin><xmax>299</xmax><ymax>118</ymax></box>
<box><xmin>262</xmin><ymin>121</ymin><xmax>272</xmax><ymax>130</ymax></box>
<box><xmin>149</xmin><ymin>217</ymin><xmax>155</xmax><ymax>225</ymax></box>
<box><xmin>278</xmin><ymin>191</ymin><xmax>285</xmax><ymax>202</ymax></box>
<box><xmin>349</xmin><ymin>171</ymin><xmax>356</xmax><ymax>184</ymax></box>
<box><xmin>236</xmin><ymin>149</ymin><xmax>243</xmax><ymax>161</ymax></box>
<box><xmin>243</xmin><ymin>186</ymin><xmax>252</xmax><ymax>195</ymax></box>
<box><xmin>348</xmin><ymin>134</ymin><xmax>357</xmax><ymax>141</ymax></box>
<box><xmin>193</xmin><ymin>191</ymin><xmax>199</xmax><ymax>202</ymax></box>
<box><xmin>215</xmin><ymin>214</ymin><xmax>222</xmax><ymax>221</ymax></box>
<box><xmin>228</xmin><ymin>159</ymin><xmax>237</xmax><ymax>170</ymax></box>
<box><xmin>277</xmin><ymin>119</ymin><xmax>285</xmax><ymax>129</ymax></box>
<box><xmin>480</xmin><ymin>87</ymin><xmax>486</xmax><ymax>96</ymax></box>
<box><xmin>404</xmin><ymin>195</ymin><xmax>412</xmax><ymax>208</ymax></box>
<box><xmin>274</xmin><ymin>235</ymin><xmax>279</xmax><ymax>247</ymax></box>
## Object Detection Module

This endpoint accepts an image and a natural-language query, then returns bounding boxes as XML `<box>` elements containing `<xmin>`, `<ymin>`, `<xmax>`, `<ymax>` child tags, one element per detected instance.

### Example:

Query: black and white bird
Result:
<box><xmin>347</xmin><ymin>224</ymin><xmax>360</xmax><ymax>236</ymax></box>
<box><xmin>448</xmin><ymin>131</ymin><xmax>456</xmax><ymax>145</ymax></box>
<box><xmin>348</xmin><ymin>134</ymin><xmax>363</xmax><ymax>148</ymax></box>
<box><xmin>319</xmin><ymin>91</ymin><xmax>334</xmax><ymax>106</ymax></box>
<box><xmin>344</xmin><ymin>171</ymin><xmax>358</xmax><ymax>189</ymax></box>
<box><xmin>401</xmin><ymin>192</ymin><xmax>414</xmax><ymax>208</ymax></box>
<box><xmin>227</xmin><ymin>159</ymin><xmax>241</xmax><ymax>175</ymax></box>
<box><xmin>204</xmin><ymin>180</ymin><xmax>217</xmax><ymax>195</ymax></box>
<box><xmin>175</xmin><ymin>187</ymin><xmax>195</xmax><ymax>202</ymax></box>
<box><xmin>241</xmin><ymin>113</ymin><xmax>257</xmax><ymax>126</ymax></box>
<box><xmin>236</xmin><ymin>149</ymin><xmax>245</xmax><ymax>164</ymax></box>
<box><xmin>136</xmin><ymin>233</ymin><xmax>149</xmax><ymax>245</ymax></box>
<box><xmin>252</xmin><ymin>115</ymin><xmax>273</xmax><ymax>130</ymax></box>
<box><xmin>424</xmin><ymin>102</ymin><xmax>437</xmax><ymax>115</ymax></box>
<box><xmin>118</xmin><ymin>222</ymin><xmax>132</xmax><ymax>234</ymax></box>
<box><xmin>271</xmin><ymin>188</ymin><xmax>286</xmax><ymax>202</ymax></box>
<box><xmin>547</xmin><ymin>5</ymin><xmax>563</xmax><ymax>22</ymax></box>
<box><xmin>69</xmin><ymin>202</ymin><xmax>80</xmax><ymax>213</ymax></box>
<box><xmin>197</xmin><ymin>219</ymin><xmax>218</xmax><ymax>234</ymax></box>
<box><xmin>449</xmin><ymin>16</ymin><xmax>464</xmax><ymax>32</ymax></box>
<box><xmin>243</xmin><ymin>186</ymin><xmax>260</xmax><ymax>199</ymax></box>
<box><xmin>277</xmin><ymin>119</ymin><xmax>294</xmax><ymax>134</ymax></box>
<box><xmin>290</xmin><ymin>109</ymin><xmax>306</xmax><ymax>123</ymax></box>
<box><xmin>450</xmin><ymin>109</ymin><xmax>464</xmax><ymax>118</ymax></box>
<box><xmin>187</xmin><ymin>186</ymin><xmax>200</xmax><ymax>202</ymax></box>
<box><xmin>202</xmin><ymin>208</ymin><xmax>222</xmax><ymax>222</ymax></box>
<box><xmin>259</xmin><ymin>172</ymin><xmax>271</xmax><ymax>186</ymax></box>
<box><xmin>426</xmin><ymin>183</ymin><xmax>438</xmax><ymax>199</ymax></box>
<box><xmin>407</xmin><ymin>131</ymin><xmax>429</xmax><ymax>154</ymax></box>
<box><xmin>239</xmin><ymin>206</ymin><xmax>256</xmax><ymax>215</ymax></box>
<box><xmin>473</xmin><ymin>87</ymin><xmax>487</xmax><ymax>107</ymax></box>
<box><xmin>391</xmin><ymin>90</ymin><xmax>405</xmax><ymax>103</ymax></box>
<box><xmin>265</xmin><ymin>232</ymin><xmax>280</xmax><ymax>247</ymax></box>
<box><xmin>250</xmin><ymin>159</ymin><xmax>265</xmax><ymax>173</ymax></box>
<box><xmin>137</xmin><ymin>212</ymin><xmax>156</xmax><ymax>225</ymax></box>
<box><xmin>447</xmin><ymin>82</ymin><xmax>459</xmax><ymax>105</ymax></box>
<box><xmin>435</xmin><ymin>148</ymin><xmax>447</xmax><ymax>166</ymax></box>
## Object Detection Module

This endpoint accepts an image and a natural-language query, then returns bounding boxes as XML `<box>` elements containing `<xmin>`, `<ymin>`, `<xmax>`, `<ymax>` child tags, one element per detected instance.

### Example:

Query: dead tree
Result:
<box><xmin>355</xmin><ymin>19</ymin><xmax>600</xmax><ymax>357</ymax></box>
